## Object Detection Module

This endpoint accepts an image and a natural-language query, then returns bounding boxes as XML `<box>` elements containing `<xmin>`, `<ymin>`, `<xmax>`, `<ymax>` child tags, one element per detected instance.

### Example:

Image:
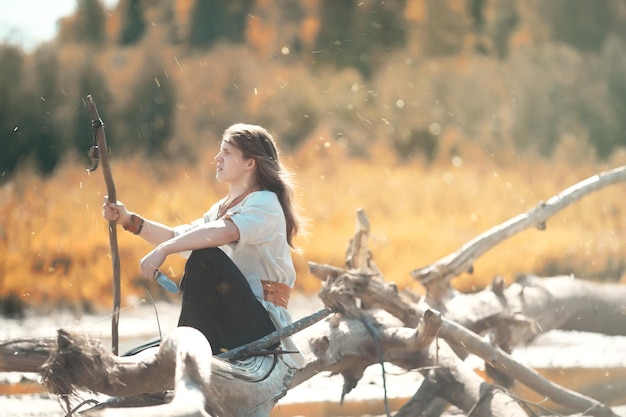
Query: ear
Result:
<box><xmin>245</xmin><ymin>158</ymin><xmax>256</xmax><ymax>171</ymax></box>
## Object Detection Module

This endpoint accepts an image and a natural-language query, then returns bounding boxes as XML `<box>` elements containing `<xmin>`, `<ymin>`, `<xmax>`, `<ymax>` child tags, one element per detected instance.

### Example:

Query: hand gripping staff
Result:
<box><xmin>86</xmin><ymin>95</ymin><xmax>122</xmax><ymax>355</ymax></box>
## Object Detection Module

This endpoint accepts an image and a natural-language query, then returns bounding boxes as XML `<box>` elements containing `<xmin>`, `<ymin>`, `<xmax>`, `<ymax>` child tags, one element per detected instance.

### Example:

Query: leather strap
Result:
<box><xmin>261</xmin><ymin>280</ymin><xmax>291</xmax><ymax>308</ymax></box>
<box><xmin>123</xmin><ymin>214</ymin><xmax>144</xmax><ymax>234</ymax></box>
<box><xmin>217</xmin><ymin>187</ymin><xmax>260</xmax><ymax>219</ymax></box>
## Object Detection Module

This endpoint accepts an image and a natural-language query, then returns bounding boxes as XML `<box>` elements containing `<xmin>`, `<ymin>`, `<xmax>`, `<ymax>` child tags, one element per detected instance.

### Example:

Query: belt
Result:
<box><xmin>261</xmin><ymin>280</ymin><xmax>291</xmax><ymax>308</ymax></box>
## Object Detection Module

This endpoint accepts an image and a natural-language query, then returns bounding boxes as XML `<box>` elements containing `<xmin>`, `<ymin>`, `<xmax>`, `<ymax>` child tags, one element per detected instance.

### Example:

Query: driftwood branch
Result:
<box><xmin>86</xmin><ymin>95</ymin><xmax>121</xmax><ymax>355</ymax></box>
<box><xmin>218</xmin><ymin>307</ymin><xmax>331</xmax><ymax>360</ymax></box>
<box><xmin>38</xmin><ymin>327</ymin><xmax>296</xmax><ymax>417</ymax></box>
<box><xmin>410</xmin><ymin>165</ymin><xmax>626</xmax><ymax>301</ymax></box>
<box><xmin>0</xmin><ymin>337</ymin><xmax>56</xmax><ymax>372</ymax></box>
<box><xmin>438</xmin><ymin>314</ymin><xmax>616</xmax><ymax>417</ymax></box>
<box><xmin>396</xmin><ymin>339</ymin><xmax>529</xmax><ymax>417</ymax></box>
<box><xmin>442</xmin><ymin>274</ymin><xmax>626</xmax><ymax>337</ymax></box>
<box><xmin>307</xmin><ymin>259</ymin><xmax>622</xmax><ymax>416</ymax></box>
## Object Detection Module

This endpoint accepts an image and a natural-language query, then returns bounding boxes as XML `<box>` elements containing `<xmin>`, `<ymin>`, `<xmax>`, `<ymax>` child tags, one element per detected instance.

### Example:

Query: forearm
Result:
<box><xmin>157</xmin><ymin>220</ymin><xmax>239</xmax><ymax>256</ymax></box>
<box><xmin>119</xmin><ymin>211</ymin><xmax>174</xmax><ymax>246</ymax></box>
<box><xmin>137</xmin><ymin>218</ymin><xmax>175</xmax><ymax>246</ymax></box>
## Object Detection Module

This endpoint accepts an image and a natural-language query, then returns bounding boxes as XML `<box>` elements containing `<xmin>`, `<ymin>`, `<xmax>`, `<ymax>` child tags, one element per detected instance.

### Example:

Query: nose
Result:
<box><xmin>214</xmin><ymin>151</ymin><xmax>222</xmax><ymax>161</ymax></box>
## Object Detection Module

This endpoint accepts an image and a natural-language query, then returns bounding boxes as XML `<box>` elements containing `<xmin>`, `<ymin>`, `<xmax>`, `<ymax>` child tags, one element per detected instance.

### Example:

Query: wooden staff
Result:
<box><xmin>86</xmin><ymin>95</ymin><xmax>121</xmax><ymax>355</ymax></box>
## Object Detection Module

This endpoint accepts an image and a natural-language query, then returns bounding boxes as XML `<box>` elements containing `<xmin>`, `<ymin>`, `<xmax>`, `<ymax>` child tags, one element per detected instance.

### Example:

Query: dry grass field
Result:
<box><xmin>2</xmin><ymin>133</ymin><xmax>626</xmax><ymax>313</ymax></box>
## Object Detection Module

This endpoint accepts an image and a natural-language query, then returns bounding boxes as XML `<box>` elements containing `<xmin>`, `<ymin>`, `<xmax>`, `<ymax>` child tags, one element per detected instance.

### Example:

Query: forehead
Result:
<box><xmin>220</xmin><ymin>139</ymin><xmax>239</xmax><ymax>151</ymax></box>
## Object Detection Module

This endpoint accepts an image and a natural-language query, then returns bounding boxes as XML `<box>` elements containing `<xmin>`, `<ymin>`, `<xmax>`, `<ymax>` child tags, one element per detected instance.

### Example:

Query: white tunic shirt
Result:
<box><xmin>172</xmin><ymin>190</ymin><xmax>303</xmax><ymax>367</ymax></box>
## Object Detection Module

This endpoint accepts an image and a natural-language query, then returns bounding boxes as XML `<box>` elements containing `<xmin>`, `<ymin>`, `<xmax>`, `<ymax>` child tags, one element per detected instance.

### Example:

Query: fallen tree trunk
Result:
<box><xmin>6</xmin><ymin>327</ymin><xmax>296</xmax><ymax>417</ymax></box>
<box><xmin>307</xmin><ymin>267</ymin><xmax>620</xmax><ymax>416</ymax></box>
<box><xmin>1</xmin><ymin>167</ymin><xmax>626</xmax><ymax>417</ymax></box>
<box><xmin>444</xmin><ymin>273</ymin><xmax>626</xmax><ymax>338</ymax></box>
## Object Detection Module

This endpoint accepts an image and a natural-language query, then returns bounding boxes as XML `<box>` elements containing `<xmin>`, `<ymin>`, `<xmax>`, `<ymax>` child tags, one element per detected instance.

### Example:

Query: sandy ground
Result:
<box><xmin>1</xmin><ymin>293</ymin><xmax>626</xmax><ymax>416</ymax></box>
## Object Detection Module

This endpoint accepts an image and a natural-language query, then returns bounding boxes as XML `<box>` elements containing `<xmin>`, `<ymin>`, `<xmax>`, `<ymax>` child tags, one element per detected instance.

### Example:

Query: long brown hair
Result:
<box><xmin>223</xmin><ymin>123</ymin><xmax>301</xmax><ymax>247</ymax></box>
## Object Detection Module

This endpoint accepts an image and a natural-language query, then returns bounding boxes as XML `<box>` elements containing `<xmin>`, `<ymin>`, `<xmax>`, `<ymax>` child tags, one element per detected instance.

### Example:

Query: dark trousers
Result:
<box><xmin>178</xmin><ymin>247</ymin><xmax>277</xmax><ymax>355</ymax></box>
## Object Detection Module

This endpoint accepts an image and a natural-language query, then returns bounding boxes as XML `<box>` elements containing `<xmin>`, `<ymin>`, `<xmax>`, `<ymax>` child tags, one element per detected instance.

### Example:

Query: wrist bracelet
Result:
<box><xmin>123</xmin><ymin>214</ymin><xmax>144</xmax><ymax>235</ymax></box>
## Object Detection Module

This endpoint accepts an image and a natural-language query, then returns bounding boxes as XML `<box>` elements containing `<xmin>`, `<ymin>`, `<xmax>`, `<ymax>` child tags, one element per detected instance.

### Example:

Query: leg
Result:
<box><xmin>177</xmin><ymin>247</ymin><xmax>276</xmax><ymax>355</ymax></box>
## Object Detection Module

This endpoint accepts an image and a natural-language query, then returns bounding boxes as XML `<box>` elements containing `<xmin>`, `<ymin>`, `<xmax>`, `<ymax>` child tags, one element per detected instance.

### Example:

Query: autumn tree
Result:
<box><xmin>509</xmin><ymin>39</ymin><xmax>626</xmax><ymax>159</ymax></box>
<box><xmin>161</xmin><ymin>0</ymin><xmax>181</xmax><ymax>44</ymax></box>
<box><xmin>313</xmin><ymin>0</ymin><xmax>408</xmax><ymax>78</ymax></box>
<box><xmin>58</xmin><ymin>0</ymin><xmax>107</xmax><ymax>45</ymax></box>
<box><xmin>68</xmin><ymin>58</ymin><xmax>112</xmax><ymax>164</ymax></box>
<box><xmin>0</xmin><ymin>45</ymin><xmax>67</xmax><ymax>177</ymax></box>
<box><xmin>118</xmin><ymin>0</ymin><xmax>147</xmax><ymax>46</ymax></box>
<box><xmin>422</xmin><ymin>0</ymin><xmax>470</xmax><ymax>56</ymax></box>
<box><xmin>468</xmin><ymin>0</ymin><xmax>518</xmax><ymax>58</ymax></box>
<box><xmin>598</xmin><ymin>37</ymin><xmax>626</xmax><ymax>158</ymax></box>
<box><xmin>117</xmin><ymin>53</ymin><xmax>176</xmax><ymax>156</ymax></box>
<box><xmin>188</xmin><ymin>0</ymin><xmax>254</xmax><ymax>49</ymax></box>
<box><xmin>25</xmin><ymin>46</ymin><xmax>64</xmax><ymax>174</ymax></box>
<box><xmin>0</xmin><ymin>46</ymin><xmax>27</xmax><ymax>177</ymax></box>
<box><xmin>537</xmin><ymin>0</ymin><xmax>615</xmax><ymax>53</ymax></box>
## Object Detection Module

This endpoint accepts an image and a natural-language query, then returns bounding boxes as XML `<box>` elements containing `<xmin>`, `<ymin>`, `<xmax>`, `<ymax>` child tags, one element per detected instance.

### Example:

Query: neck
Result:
<box><xmin>217</xmin><ymin>183</ymin><xmax>260</xmax><ymax>219</ymax></box>
<box><xmin>228</xmin><ymin>182</ymin><xmax>259</xmax><ymax>198</ymax></box>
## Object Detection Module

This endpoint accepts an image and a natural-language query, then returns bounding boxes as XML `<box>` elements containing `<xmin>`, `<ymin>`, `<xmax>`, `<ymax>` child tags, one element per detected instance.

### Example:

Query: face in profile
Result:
<box><xmin>214</xmin><ymin>139</ymin><xmax>254</xmax><ymax>183</ymax></box>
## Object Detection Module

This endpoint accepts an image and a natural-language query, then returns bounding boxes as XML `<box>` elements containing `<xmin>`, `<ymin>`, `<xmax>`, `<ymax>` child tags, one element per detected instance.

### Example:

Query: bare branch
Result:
<box><xmin>438</xmin><ymin>314</ymin><xmax>618</xmax><ymax>417</ymax></box>
<box><xmin>410</xmin><ymin>165</ymin><xmax>626</xmax><ymax>299</ymax></box>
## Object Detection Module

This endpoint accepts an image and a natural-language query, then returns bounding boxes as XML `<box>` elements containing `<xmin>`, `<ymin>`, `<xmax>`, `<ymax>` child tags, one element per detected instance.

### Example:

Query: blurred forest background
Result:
<box><xmin>1</xmin><ymin>0</ymin><xmax>626</xmax><ymax>315</ymax></box>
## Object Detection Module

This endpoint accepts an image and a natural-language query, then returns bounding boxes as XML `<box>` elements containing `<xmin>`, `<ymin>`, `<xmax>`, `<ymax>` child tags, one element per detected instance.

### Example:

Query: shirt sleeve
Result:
<box><xmin>172</xmin><ymin>202</ymin><xmax>221</xmax><ymax>238</ymax></box>
<box><xmin>171</xmin><ymin>204</ymin><xmax>220</xmax><ymax>258</ymax></box>
<box><xmin>229</xmin><ymin>192</ymin><xmax>285</xmax><ymax>248</ymax></box>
